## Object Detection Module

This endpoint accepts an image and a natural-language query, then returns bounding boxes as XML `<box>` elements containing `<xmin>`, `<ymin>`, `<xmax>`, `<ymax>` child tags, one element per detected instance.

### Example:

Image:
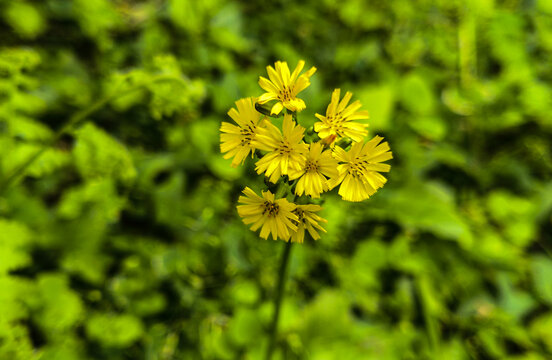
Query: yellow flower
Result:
<box><xmin>253</xmin><ymin>114</ymin><xmax>308</xmax><ymax>183</ymax></box>
<box><xmin>257</xmin><ymin>60</ymin><xmax>317</xmax><ymax>115</ymax></box>
<box><xmin>237</xmin><ymin>187</ymin><xmax>298</xmax><ymax>241</ymax></box>
<box><xmin>220</xmin><ymin>97</ymin><xmax>265</xmax><ymax>167</ymax></box>
<box><xmin>329</xmin><ymin>136</ymin><xmax>392</xmax><ymax>202</ymax></box>
<box><xmin>314</xmin><ymin>89</ymin><xmax>369</xmax><ymax>143</ymax></box>
<box><xmin>288</xmin><ymin>142</ymin><xmax>339</xmax><ymax>198</ymax></box>
<box><xmin>290</xmin><ymin>204</ymin><xmax>327</xmax><ymax>243</ymax></box>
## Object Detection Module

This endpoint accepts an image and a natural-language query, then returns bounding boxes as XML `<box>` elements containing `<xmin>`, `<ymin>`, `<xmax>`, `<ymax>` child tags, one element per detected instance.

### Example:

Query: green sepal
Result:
<box><xmin>255</xmin><ymin>101</ymin><xmax>283</xmax><ymax>118</ymax></box>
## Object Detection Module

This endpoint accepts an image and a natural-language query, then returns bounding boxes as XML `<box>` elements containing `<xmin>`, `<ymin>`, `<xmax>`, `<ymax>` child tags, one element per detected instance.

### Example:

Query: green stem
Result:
<box><xmin>0</xmin><ymin>74</ymin><xmax>185</xmax><ymax>195</ymax></box>
<box><xmin>274</xmin><ymin>181</ymin><xmax>288</xmax><ymax>199</ymax></box>
<box><xmin>265</xmin><ymin>240</ymin><xmax>293</xmax><ymax>360</ymax></box>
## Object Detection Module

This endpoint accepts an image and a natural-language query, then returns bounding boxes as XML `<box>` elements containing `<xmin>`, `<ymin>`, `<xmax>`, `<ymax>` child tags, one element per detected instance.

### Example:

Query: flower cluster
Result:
<box><xmin>220</xmin><ymin>60</ymin><xmax>392</xmax><ymax>242</ymax></box>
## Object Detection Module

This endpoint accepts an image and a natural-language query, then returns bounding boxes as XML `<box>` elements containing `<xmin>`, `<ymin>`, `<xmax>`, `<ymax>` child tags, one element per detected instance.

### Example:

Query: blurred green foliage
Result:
<box><xmin>1</xmin><ymin>0</ymin><xmax>552</xmax><ymax>359</ymax></box>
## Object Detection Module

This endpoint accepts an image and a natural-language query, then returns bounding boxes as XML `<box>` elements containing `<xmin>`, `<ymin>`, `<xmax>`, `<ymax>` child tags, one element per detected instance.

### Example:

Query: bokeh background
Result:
<box><xmin>1</xmin><ymin>0</ymin><xmax>552</xmax><ymax>359</ymax></box>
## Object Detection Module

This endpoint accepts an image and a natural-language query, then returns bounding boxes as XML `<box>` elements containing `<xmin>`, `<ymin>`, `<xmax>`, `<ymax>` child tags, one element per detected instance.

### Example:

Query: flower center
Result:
<box><xmin>325</xmin><ymin>112</ymin><xmax>345</xmax><ymax>133</ymax></box>
<box><xmin>305</xmin><ymin>159</ymin><xmax>319</xmax><ymax>173</ymax></box>
<box><xmin>239</xmin><ymin>123</ymin><xmax>256</xmax><ymax>146</ymax></box>
<box><xmin>326</xmin><ymin>112</ymin><xmax>345</xmax><ymax>135</ymax></box>
<box><xmin>293</xmin><ymin>208</ymin><xmax>307</xmax><ymax>224</ymax></box>
<box><xmin>347</xmin><ymin>159</ymin><xmax>368</xmax><ymax>178</ymax></box>
<box><xmin>279</xmin><ymin>85</ymin><xmax>293</xmax><ymax>102</ymax></box>
<box><xmin>262</xmin><ymin>201</ymin><xmax>280</xmax><ymax>217</ymax></box>
<box><xmin>277</xmin><ymin>140</ymin><xmax>292</xmax><ymax>155</ymax></box>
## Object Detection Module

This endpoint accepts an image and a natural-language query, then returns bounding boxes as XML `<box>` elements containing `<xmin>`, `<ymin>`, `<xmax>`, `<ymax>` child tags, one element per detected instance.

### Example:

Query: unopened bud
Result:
<box><xmin>321</xmin><ymin>134</ymin><xmax>338</xmax><ymax>148</ymax></box>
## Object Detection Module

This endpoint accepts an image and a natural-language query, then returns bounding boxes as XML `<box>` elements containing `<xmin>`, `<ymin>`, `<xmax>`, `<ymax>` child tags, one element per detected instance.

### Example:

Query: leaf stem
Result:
<box><xmin>265</xmin><ymin>240</ymin><xmax>293</xmax><ymax>360</ymax></box>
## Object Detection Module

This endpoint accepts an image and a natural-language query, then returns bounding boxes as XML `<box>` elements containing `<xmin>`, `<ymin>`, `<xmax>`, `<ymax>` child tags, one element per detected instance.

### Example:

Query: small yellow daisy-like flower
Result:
<box><xmin>288</xmin><ymin>142</ymin><xmax>339</xmax><ymax>198</ymax></box>
<box><xmin>329</xmin><ymin>136</ymin><xmax>392</xmax><ymax>202</ymax></box>
<box><xmin>237</xmin><ymin>187</ymin><xmax>298</xmax><ymax>241</ymax></box>
<box><xmin>220</xmin><ymin>97</ymin><xmax>265</xmax><ymax>167</ymax></box>
<box><xmin>257</xmin><ymin>60</ymin><xmax>317</xmax><ymax>115</ymax></box>
<box><xmin>314</xmin><ymin>89</ymin><xmax>369</xmax><ymax>143</ymax></box>
<box><xmin>290</xmin><ymin>204</ymin><xmax>327</xmax><ymax>243</ymax></box>
<box><xmin>253</xmin><ymin>114</ymin><xmax>308</xmax><ymax>183</ymax></box>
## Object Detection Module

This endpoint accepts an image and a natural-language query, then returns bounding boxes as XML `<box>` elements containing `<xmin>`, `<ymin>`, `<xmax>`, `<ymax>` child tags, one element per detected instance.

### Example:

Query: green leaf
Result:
<box><xmin>408</xmin><ymin>116</ymin><xmax>447</xmax><ymax>141</ymax></box>
<box><xmin>229</xmin><ymin>280</ymin><xmax>260</xmax><ymax>306</ymax></box>
<box><xmin>153</xmin><ymin>172</ymin><xmax>185</xmax><ymax>225</ymax></box>
<box><xmin>169</xmin><ymin>0</ymin><xmax>223</xmax><ymax>34</ymax></box>
<box><xmin>73</xmin><ymin>123</ymin><xmax>137</xmax><ymax>183</ymax></box>
<box><xmin>497</xmin><ymin>273</ymin><xmax>535</xmax><ymax>320</ymax></box>
<box><xmin>487</xmin><ymin>191</ymin><xmax>537</xmax><ymax>247</ymax></box>
<box><xmin>1</xmin><ymin>140</ymin><xmax>70</xmax><ymax>179</ymax></box>
<box><xmin>34</xmin><ymin>274</ymin><xmax>84</xmax><ymax>333</ymax></box>
<box><xmin>537</xmin><ymin>0</ymin><xmax>552</xmax><ymax>14</ymax></box>
<box><xmin>531</xmin><ymin>256</ymin><xmax>552</xmax><ymax>305</ymax></box>
<box><xmin>130</xmin><ymin>293</ymin><xmax>167</xmax><ymax>316</ymax></box>
<box><xmin>0</xmin><ymin>324</ymin><xmax>37</xmax><ymax>360</ymax></box>
<box><xmin>190</xmin><ymin>117</ymin><xmax>220</xmax><ymax>152</ymax></box>
<box><xmin>0</xmin><ymin>276</ymin><xmax>33</xmax><ymax>324</ymax></box>
<box><xmin>38</xmin><ymin>337</ymin><xmax>83</xmax><ymax>360</ymax></box>
<box><xmin>147</xmin><ymin>55</ymin><xmax>205</xmax><ymax>120</ymax></box>
<box><xmin>208</xmin><ymin>154</ymin><xmax>244</xmax><ymax>181</ymax></box>
<box><xmin>209</xmin><ymin>3</ymin><xmax>250</xmax><ymax>53</ymax></box>
<box><xmin>57</xmin><ymin>179</ymin><xmax>124</xmax><ymax>222</ymax></box>
<box><xmin>0</xmin><ymin>48</ymin><xmax>41</xmax><ymax>73</ymax></box>
<box><xmin>72</xmin><ymin>0</ymin><xmax>120</xmax><ymax>48</ymax></box>
<box><xmin>369</xmin><ymin>182</ymin><xmax>473</xmax><ymax>247</ymax></box>
<box><xmin>86</xmin><ymin>313</ymin><xmax>144</xmax><ymax>348</ymax></box>
<box><xmin>3</xmin><ymin>2</ymin><xmax>46</xmax><ymax>39</ymax></box>
<box><xmin>199</xmin><ymin>314</ymin><xmax>233</xmax><ymax>359</ymax></box>
<box><xmin>300</xmin><ymin>290</ymin><xmax>352</xmax><ymax>342</ymax></box>
<box><xmin>0</xmin><ymin>220</ymin><xmax>32</xmax><ymax>275</ymax></box>
<box><xmin>400</xmin><ymin>73</ymin><xmax>435</xmax><ymax>115</ymax></box>
<box><xmin>529</xmin><ymin>312</ymin><xmax>552</xmax><ymax>352</ymax></box>
<box><xmin>356</xmin><ymin>84</ymin><xmax>395</xmax><ymax>131</ymax></box>
<box><xmin>227</xmin><ymin>307</ymin><xmax>263</xmax><ymax>346</ymax></box>
<box><xmin>347</xmin><ymin>240</ymin><xmax>388</xmax><ymax>288</ymax></box>
<box><xmin>6</xmin><ymin>115</ymin><xmax>53</xmax><ymax>141</ymax></box>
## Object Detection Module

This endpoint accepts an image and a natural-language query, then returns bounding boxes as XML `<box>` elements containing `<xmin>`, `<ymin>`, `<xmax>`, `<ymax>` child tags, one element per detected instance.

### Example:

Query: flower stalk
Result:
<box><xmin>265</xmin><ymin>239</ymin><xmax>293</xmax><ymax>360</ymax></box>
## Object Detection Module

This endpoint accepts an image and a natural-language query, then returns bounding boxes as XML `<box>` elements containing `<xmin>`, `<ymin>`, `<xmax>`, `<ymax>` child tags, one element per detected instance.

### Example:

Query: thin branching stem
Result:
<box><xmin>0</xmin><ymin>74</ymin><xmax>185</xmax><ymax>195</ymax></box>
